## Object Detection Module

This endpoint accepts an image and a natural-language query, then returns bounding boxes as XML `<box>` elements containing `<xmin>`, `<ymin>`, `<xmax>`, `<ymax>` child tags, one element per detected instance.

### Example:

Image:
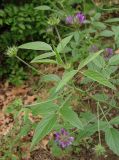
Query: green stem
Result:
<box><xmin>97</xmin><ymin>103</ymin><xmax>101</xmax><ymax>144</ymax></box>
<box><xmin>59</xmin><ymin>92</ymin><xmax>73</xmax><ymax>110</ymax></box>
<box><xmin>98</xmin><ymin>102</ymin><xmax>111</xmax><ymax>127</ymax></box>
<box><xmin>54</xmin><ymin>26</ymin><xmax>67</xmax><ymax>63</ymax></box>
<box><xmin>16</xmin><ymin>55</ymin><xmax>43</xmax><ymax>75</ymax></box>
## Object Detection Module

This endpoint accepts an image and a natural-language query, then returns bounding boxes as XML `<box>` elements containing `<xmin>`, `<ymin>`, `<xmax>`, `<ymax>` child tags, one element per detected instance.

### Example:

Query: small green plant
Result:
<box><xmin>3</xmin><ymin>1</ymin><xmax>119</xmax><ymax>159</ymax></box>
<box><xmin>17</xmin><ymin>20</ymin><xmax>119</xmax><ymax>157</ymax></box>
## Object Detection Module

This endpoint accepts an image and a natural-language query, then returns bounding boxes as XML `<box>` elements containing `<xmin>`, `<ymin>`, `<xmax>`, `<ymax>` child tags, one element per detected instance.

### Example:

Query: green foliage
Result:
<box><xmin>2</xmin><ymin>0</ymin><xmax>119</xmax><ymax>159</ymax></box>
<box><xmin>60</xmin><ymin>106</ymin><xmax>83</xmax><ymax>130</ymax></box>
<box><xmin>0</xmin><ymin>2</ymin><xmax>54</xmax><ymax>83</ymax></box>
<box><xmin>105</xmin><ymin>128</ymin><xmax>119</xmax><ymax>156</ymax></box>
<box><xmin>31</xmin><ymin>114</ymin><xmax>57</xmax><ymax>149</ymax></box>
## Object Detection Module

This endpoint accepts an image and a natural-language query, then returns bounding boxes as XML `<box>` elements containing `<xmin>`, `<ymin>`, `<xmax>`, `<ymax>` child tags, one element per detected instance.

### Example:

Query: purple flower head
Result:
<box><xmin>65</xmin><ymin>16</ymin><xmax>74</xmax><ymax>24</ymax></box>
<box><xmin>75</xmin><ymin>12</ymin><xmax>86</xmax><ymax>24</ymax></box>
<box><xmin>89</xmin><ymin>45</ymin><xmax>99</xmax><ymax>53</ymax></box>
<box><xmin>105</xmin><ymin>48</ymin><xmax>113</xmax><ymax>60</ymax></box>
<box><xmin>54</xmin><ymin>128</ymin><xmax>74</xmax><ymax>149</ymax></box>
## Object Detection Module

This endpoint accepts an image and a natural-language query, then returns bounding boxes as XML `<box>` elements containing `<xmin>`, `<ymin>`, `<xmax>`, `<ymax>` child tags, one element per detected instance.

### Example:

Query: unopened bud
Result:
<box><xmin>6</xmin><ymin>46</ymin><xmax>18</xmax><ymax>57</ymax></box>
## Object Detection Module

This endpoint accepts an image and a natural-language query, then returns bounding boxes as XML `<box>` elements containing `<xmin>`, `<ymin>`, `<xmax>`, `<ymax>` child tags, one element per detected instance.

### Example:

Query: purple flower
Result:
<box><xmin>75</xmin><ymin>12</ymin><xmax>86</xmax><ymax>24</ymax></box>
<box><xmin>89</xmin><ymin>45</ymin><xmax>99</xmax><ymax>53</ymax></box>
<box><xmin>54</xmin><ymin>128</ymin><xmax>74</xmax><ymax>149</ymax></box>
<box><xmin>105</xmin><ymin>48</ymin><xmax>113</xmax><ymax>59</ymax></box>
<box><xmin>65</xmin><ymin>16</ymin><xmax>74</xmax><ymax>24</ymax></box>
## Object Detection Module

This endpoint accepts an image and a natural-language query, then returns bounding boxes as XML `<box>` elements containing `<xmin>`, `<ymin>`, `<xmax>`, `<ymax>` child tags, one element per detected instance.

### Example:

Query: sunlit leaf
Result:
<box><xmin>35</xmin><ymin>5</ymin><xmax>51</xmax><ymax>10</ymax></box>
<box><xmin>19</xmin><ymin>41</ymin><xmax>52</xmax><ymax>51</ymax></box>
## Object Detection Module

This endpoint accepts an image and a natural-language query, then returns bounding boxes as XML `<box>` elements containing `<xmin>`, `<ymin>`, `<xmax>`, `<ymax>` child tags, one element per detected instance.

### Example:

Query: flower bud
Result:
<box><xmin>6</xmin><ymin>46</ymin><xmax>18</xmax><ymax>57</ymax></box>
<box><xmin>94</xmin><ymin>144</ymin><xmax>106</xmax><ymax>156</ymax></box>
<box><xmin>48</xmin><ymin>17</ymin><xmax>60</xmax><ymax>26</ymax></box>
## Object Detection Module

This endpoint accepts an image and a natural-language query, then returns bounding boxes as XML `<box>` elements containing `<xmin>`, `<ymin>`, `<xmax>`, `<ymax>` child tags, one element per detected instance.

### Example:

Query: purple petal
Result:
<box><xmin>89</xmin><ymin>45</ymin><xmax>99</xmax><ymax>53</ymax></box>
<box><xmin>65</xmin><ymin>16</ymin><xmax>73</xmax><ymax>24</ymax></box>
<box><xmin>54</xmin><ymin>132</ymin><xmax>60</xmax><ymax>141</ymax></box>
<box><xmin>105</xmin><ymin>48</ymin><xmax>113</xmax><ymax>60</ymax></box>
<box><xmin>69</xmin><ymin>136</ymin><xmax>74</xmax><ymax>142</ymax></box>
<box><xmin>61</xmin><ymin>128</ymin><xmax>68</xmax><ymax>135</ymax></box>
<box><xmin>75</xmin><ymin>12</ymin><xmax>86</xmax><ymax>24</ymax></box>
<box><xmin>106</xmin><ymin>48</ymin><xmax>113</xmax><ymax>56</ymax></box>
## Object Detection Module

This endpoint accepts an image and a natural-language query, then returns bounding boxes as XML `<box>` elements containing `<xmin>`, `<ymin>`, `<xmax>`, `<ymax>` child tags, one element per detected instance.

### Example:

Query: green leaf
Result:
<box><xmin>41</xmin><ymin>74</ymin><xmax>61</xmax><ymax>82</ymax></box>
<box><xmin>56</xmin><ymin>70</ymin><xmax>78</xmax><ymax>92</ymax></box>
<box><xmin>19</xmin><ymin>124</ymin><xmax>31</xmax><ymax>136</ymax></box>
<box><xmin>92</xmin><ymin>55</ymin><xmax>105</xmax><ymax>68</ymax></box>
<box><xmin>109</xmin><ymin>55</ymin><xmax>119</xmax><ymax>65</ymax></box>
<box><xmin>31</xmin><ymin>59</ymin><xmax>57</xmax><ymax>64</ymax></box>
<box><xmin>105</xmin><ymin>18</ymin><xmax>119</xmax><ymax>23</ymax></box>
<box><xmin>31</xmin><ymin>52</ymin><xmax>55</xmax><ymax>62</ymax></box>
<box><xmin>93</xmin><ymin>13</ymin><xmax>101</xmax><ymax>20</ymax></box>
<box><xmin>100</xmin><ymin>30</ymin><xmax>114</xmax><ymax>37</ymax></box>
<box><xmin>92</xmin><ymin>93</ymin><xmax>108</xmax><ymax>102</ymax></box>
<box><xmin>110</xmin><ymin>117</ymin><xmax>119</xmax><ymax>125</ymax></box>
<box><xmin>78</xmin><ymin>121</ymin><xmax>107</xmax><ymax>139</ymax></box>
<box><xmin>54</xmin><ymin>48</ymin><xmax>64</xmax><ymax>64</ymax></box>
<box><xmin>35</xmin><ymin>5</ymin><xmax>51</xmax><ymax>10</ymax></box>
<box><xmin>78</xmin><ymin>50</ymin><xmax>103</xmax><ymax>70</ymax></box>
<box><xmin>60</xmin><ymin>106</ymin><xmax>83</xmax><ymax>130</ymax></box>
<box><xmin>93</xmin><ymin>22</ymin><xmax>106</xmax><ymax>30</ymax></box>
<box><xmin>102</xmin><ymin>66</ymin><xmax>118</xmax><ymax>79</ymax></box>
<box><xmin>82</xmin><ymin>70</ymin><xmax>116</xmax><ymax>90</ymax></box>
<box><xmin>105</xmin><ymin>128</ymin><xmax>119</xmax><ymax>156</ymax></box>
<box><xmin>52</xmin><ymin>143</ymin><xmax>63</xmax><ymax>157</ymax></box>
<box><xmin>19</xmin><ymin>42</ymin><xmax>52</xmax><ymax>51</ymax></box>
<box><xmin>57</xmin><ymin>35</ymin><xmax>73</xmax><ymax>53</ymax></box>
<box><xmin>31</xmin><ymin>114</ymin><xmax>57</xmax><ymax>149</ymax></box>
<box><xmin>80</xmin><ymin>112</ymin><xmax>97</xmax><ymax>123</ymax></box>
<box><xmin>28</xmin><ymin>101</ymin><xmax>59</xmax><ymax>116</ymax></box>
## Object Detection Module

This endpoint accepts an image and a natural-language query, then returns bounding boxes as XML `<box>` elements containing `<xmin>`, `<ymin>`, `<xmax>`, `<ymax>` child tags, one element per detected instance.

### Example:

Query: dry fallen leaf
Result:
<box><xmin>115</xmin><ymin>49</ymin><xmax>119</xmax><ymax>54</ymax></box>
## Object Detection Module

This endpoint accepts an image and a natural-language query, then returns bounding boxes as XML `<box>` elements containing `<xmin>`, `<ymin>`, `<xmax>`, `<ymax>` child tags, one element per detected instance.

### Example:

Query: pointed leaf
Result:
<box><xmin>31</xmin><ymin>114</ymin><xmax>57</xmax><ymax>149</ymax></box>
<box><xmin>31</xmin><ymin>52</ymin><xmax>55</xmax><ymax>63</ymax></box>
<box><xmin>57</xmin><ymin>35</ymin><xmax>73</xmax><ymax>53</ymax></box>
<box><xmin>41</xmin><ymin>74</ymin><xmax>61</xmax><ymax>82</ymax></box>
<box><xmin>100</xmin><ymin>30</ymin><xmax>114</xmax><ymax>37</ymax></box>
<box><xmin>31</xmin><ymin>59</ymin><xmax>57</xmax><ymax>64</ymax></box>
<box><xmin>19</xmin><ymin>41</ymin><xmax>52</xmax><ymax>51</ymax></box>
<box><xmin>35</xmin><ymin>5</ymin><xmax>51</xmax><ymax>10</ymax></box>
<box><xmin>110</xmin><ymin>117</ymin><xmax>119</xmax><ymax>125</ymax></box>
<box><xmin>93</xmin><ymin>55</ymin><xmax>105</xmax><ymax>68</ymax></box>
<box><xmin>105</xmin><ymin>18</ymin><xmax>119</xmax><ymax>23</ymax></box>
<box><xmin>60</xmin><ymin>106</ymin><xmax>83</xmax><ymax>130</ymax></box>
<box><xmin>105</xmin><ymin>128</ymin><xmax>119</xmax><ymax>156</ymax></box>
<box><xmin>82</xmin><ymin>70</ymin><xmax>116</xmax><ymax>90</ymax></box>
<box><xmin>31</xmin><ymin>102</ymin><xmax>59</xmax><ymax>116</ymax></box>
<box><xmin>78</xmin><ymin>50</ymin><xmax>103</xmax><ymax>70</ymax></box>
<box><xmin>54</xmin><ymin>48</ymin><xmax>64</xmax><ymax>64</ymax></box>
<box><xmin>56</xmin><ymin>70</ymin><xmax>78</xmax><ymax>92</ymax></box>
